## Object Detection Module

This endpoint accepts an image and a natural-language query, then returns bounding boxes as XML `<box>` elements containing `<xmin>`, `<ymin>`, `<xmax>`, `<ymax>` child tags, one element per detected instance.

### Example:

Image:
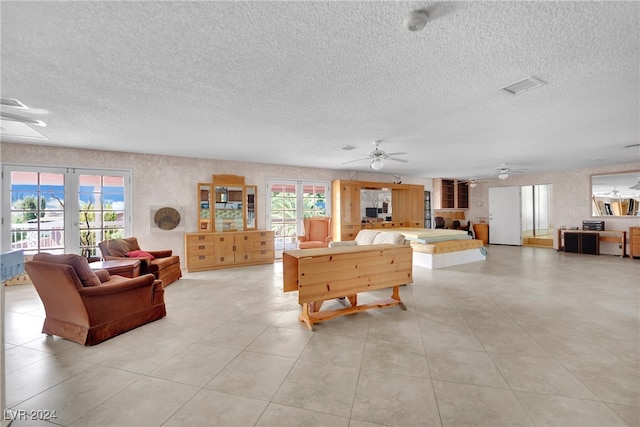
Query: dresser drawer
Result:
<box><xmin>186</xmin><ymin>234</ymin><xmax>214</xmax><ymax>245</ymax></box>
<box><xmin>252</xmin><ymin>249</ymin><xmax>275</xmax><ymax>260</ymax></box>
<box><xmin>187</xmin><ymin>254</ymin><xmax>216</xmax><ymax>268</ymax></box>
<box><xmin>252</xmin><ymin>239</ymin><xmax>274</xmax><ymax>251</ymax></box>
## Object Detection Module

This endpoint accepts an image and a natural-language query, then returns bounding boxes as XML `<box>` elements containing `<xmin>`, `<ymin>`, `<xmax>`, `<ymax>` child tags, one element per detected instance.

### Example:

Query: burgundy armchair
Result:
<box><xmin>25</xmin><ymin>253</ymin><xmax>166</xmax><ymax>345</ymax></box>
<box><xmin>98</xmin><ymin>237</ymin><xmax>182</xmax><ymax>286</ymax></box>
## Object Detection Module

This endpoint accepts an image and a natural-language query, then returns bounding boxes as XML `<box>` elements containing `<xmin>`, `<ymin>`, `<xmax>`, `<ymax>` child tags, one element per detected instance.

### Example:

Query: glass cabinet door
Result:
<box><xmin>214</xmin><ymin>186</ymin><xmax>244</xmax><ymax>231</ymax></box>
<box><xmin>198</xmin><ymin>183</ymin><xmax>211</xmax><ymax>231</ymax></box>
<box><xmin>245</xmin><ymin>185</ymin><xmax>257</xmax><ymax>230</ymax></box>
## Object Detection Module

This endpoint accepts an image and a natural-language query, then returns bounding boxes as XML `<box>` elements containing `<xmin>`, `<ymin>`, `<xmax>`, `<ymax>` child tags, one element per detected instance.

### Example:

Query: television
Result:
<box><xmin>365</xmin><ymin>207</ymin><xmax>378</xmax><ymax>218</ymax></box>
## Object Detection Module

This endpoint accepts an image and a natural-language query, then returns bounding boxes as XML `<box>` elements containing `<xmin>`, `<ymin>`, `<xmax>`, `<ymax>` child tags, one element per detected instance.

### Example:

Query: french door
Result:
<box><xmin>3</xmin><ymin>165</ymin><xmax>130</xmax><ymax>257</ymax></box>
<box><xmin>266</xmin><ymin>179</ymin><xmax>330</xmax><ymax>257</ymax></box>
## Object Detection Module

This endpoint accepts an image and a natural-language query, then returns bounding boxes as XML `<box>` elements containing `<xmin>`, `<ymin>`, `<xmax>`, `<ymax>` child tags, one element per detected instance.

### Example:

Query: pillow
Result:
<box><xmin>106</xmin><ymin>237</ymin><xmax>139</xmax><ymax>257</ymax></box>
<box><xmin>94</xmin><ymin>269</ymin><xmax>111</xmax><ymax>283</ymax></box>
<box><xmin>126</xmin><ymin>250</ymin><xmax>155</xmax><ymax>260</ymax></box>
<box><xmin>33</xmin><ymin>253</ymin><xmax>101</xmax><ymax>287</ymax></box>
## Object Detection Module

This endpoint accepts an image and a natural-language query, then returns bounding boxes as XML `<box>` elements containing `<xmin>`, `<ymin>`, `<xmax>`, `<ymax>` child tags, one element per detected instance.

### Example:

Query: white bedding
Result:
<box><xmin>389</xmin><ymin>228</ymin><xmax>471</xmax><ymax>244</ymax></box>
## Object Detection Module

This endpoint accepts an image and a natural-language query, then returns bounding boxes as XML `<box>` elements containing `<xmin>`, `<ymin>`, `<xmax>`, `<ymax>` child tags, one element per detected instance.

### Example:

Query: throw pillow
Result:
<box><xmin>33</xmin><ymin>253</ymin><xmax>101</xmax><ymax>287</ymax></box>
<box><xmin>107</xmin><ymin>237</ymin><xmax>139</xmax><ymax>257</ymax></box>
<box><xmin>126</xmin><ymin>250</ymin><xmax>155</xmax><ymax>260</ymax></box>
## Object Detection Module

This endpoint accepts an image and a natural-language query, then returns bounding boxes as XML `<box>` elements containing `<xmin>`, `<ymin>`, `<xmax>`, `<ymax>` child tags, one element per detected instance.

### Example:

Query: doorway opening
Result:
<box><xmin>521</xmin><ymin>184</ymin><xmax>553</xmax><ymax>248</ymax></box>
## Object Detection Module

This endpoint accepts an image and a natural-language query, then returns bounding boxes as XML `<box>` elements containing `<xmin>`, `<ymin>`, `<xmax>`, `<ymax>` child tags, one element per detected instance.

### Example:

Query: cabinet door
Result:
<box><xmin>214</xmin><ymin>234</ymin><xmax>236</xmax><ymax>265</ymax></box>
<box><xmin>341</xmin><ymin>184</ymin><xmax>361</xmax><ymax>224</ymax></box>
<box><xmin>235</xmin><ymin>232</ymin><xmax>253</xmax><ymax>263</ymax></box>
<box><xmin>198</xmin><ymin>183</ymin><xmax>212</xmax><ymax>231</ymax></box>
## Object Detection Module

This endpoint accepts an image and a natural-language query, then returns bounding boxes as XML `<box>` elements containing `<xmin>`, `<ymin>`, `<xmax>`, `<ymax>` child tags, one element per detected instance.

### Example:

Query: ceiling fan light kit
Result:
<box><xmin>370</xmin><ymin>158</ymin><xmax>384</xmax><ymax>170</ymax></box>
<box><xmin>498</xmin><ymin>173</ymin><xmax>509</xmax><ymax>180</ymax></box>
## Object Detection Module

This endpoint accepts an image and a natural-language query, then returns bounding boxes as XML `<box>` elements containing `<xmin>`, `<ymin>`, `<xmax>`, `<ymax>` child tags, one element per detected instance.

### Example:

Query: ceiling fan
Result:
<box><xmin>459</xmin><ymin>178</ymin><xmax>489</xmax><ymax>188</ymax></box>
<box><xmin>342</xmin><ymin>140</ymin><xmax>407</xmax><ymax>171</ymax></box>
<box><xmin>492</xmin><ymin>163</ymin><xmax>529</xmax><ymax>180</ymax></box>
<box><xmin>0</xmin><ymin>97</ymin><xmax>48</xmax><ymax>127</ymax></box>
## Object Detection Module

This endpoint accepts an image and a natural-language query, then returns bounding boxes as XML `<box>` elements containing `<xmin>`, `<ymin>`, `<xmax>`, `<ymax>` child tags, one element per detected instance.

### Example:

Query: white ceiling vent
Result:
<box><xmin>502</xmin><ymin>76</ymin><xmax>547</xmax><ymax>95</ymax></box>
<box><xmin>340</xmin><ymin>144</ymin><xmax>357</xmax><ymax>151</ymax></box>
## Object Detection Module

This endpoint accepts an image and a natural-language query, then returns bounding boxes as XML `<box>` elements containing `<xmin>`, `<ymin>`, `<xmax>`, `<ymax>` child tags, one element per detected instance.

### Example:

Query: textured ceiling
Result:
<box><xmin>1</xmin><ymin>1</ymin><xmax>639</xmax><ymax>179</ymax></box>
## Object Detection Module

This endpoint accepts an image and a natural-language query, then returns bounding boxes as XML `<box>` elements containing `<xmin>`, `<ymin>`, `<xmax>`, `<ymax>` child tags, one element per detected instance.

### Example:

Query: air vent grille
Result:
<box><xmin>502</xmin><ymin>76</ymin><xmax>547</xmax><ymax>95</ymax></box>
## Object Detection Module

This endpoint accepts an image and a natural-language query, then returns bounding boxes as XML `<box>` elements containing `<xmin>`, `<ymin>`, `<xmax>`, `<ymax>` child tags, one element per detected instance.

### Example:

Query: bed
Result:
<box><xmin>380</xmin><ymin>228</ymin><xmax>486</xmax><ymax>269</ymax></box>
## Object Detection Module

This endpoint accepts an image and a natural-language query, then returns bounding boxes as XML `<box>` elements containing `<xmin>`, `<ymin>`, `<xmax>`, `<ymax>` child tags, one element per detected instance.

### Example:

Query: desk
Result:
<box><xmin>557</xmin><ymin>229</ymin><xmax>626</xmax><ymax>257</ymax></box>
<box><xmin>283</xmin><ymin>244</ymin><xmax>413</xmax><ymax>330</ymax></box>
<box><xmin>89</xmin><ymin>259</ymin><xmax>141</xmax><ymax>278</ymax></box>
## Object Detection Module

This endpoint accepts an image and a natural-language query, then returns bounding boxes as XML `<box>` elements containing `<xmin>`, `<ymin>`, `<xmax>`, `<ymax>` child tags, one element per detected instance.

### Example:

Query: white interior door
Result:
<box><xmin>489</xmin><ymin>186</ymin><xmax>522</xmax><ymax>245</ymax></box>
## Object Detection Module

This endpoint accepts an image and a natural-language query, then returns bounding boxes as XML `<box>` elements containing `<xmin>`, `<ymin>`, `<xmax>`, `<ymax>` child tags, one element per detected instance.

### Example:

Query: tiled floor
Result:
<box><xmin>4</xmin><ymin>245</ymin><xmax>639</xmax><ymax>426</ymax></box>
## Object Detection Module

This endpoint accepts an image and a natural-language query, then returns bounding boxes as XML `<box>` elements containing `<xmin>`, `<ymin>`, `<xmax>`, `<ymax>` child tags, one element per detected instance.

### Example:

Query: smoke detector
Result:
<box><xmin>404</xmin><ymin>10</ymin><xmax>428</xmax><ymax>31</ymax></box>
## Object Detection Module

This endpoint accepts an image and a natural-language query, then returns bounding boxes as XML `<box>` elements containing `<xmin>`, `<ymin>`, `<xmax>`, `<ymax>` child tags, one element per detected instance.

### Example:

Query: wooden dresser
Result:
<box><xmin>184</xmin><ymin>230</ymin><xmax>274</xmax><ymax>272</ymax></box>
<box><xmin>630</xmin><ymin>227</ymin><xmax>640</xmax><ymax>258</ymax></box>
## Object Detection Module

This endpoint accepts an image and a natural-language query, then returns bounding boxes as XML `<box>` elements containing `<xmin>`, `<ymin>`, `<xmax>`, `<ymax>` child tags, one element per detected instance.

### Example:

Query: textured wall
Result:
<box><xmin>1</xmin><ymin>143</ymin><xmax>432</xmax><ymax>265</ymax></box>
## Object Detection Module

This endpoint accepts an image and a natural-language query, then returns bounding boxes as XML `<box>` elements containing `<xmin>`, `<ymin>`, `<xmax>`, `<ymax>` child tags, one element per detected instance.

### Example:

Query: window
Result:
<box><xmin>3</xmin><ymin>165</ymin><xmax>130</xmax><ymax>257</ymax></box>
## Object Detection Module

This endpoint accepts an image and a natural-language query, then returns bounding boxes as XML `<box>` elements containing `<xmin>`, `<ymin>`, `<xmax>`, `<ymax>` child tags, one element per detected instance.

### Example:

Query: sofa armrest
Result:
<box><xmin>329</xmin><ymin>241</ymin><xmax>357</xmax><ymax>248</ymax></box>
<box><xmin>297</xmin><ymin>236</ymin><xmax>309</xmax><ymax>243</ymax></box>
<box><xmin>324</xmin><ymin>236</ymin><xmax>333</xmax><ymax>245</ymax></box>
<box><xmin>78</xmin><ymin>273</ymin><xmax>156</xmax><ymax>296</ymax></box>
<box><xmin>147</xmin><ymin>250</ymin><xmax>172</xmax><ymax>258</ymax></box>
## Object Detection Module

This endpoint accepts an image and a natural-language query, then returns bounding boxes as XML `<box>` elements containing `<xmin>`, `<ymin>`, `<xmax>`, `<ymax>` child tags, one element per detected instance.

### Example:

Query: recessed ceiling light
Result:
<box><xmin>340</xmin><ymin>145</ymin><xmax>356</xmax><ymax>151</ymax></box>
<box><xmin>501</xmin><ymin>76</ymin><xmax>547</xmax><ymax>95</ymax></box>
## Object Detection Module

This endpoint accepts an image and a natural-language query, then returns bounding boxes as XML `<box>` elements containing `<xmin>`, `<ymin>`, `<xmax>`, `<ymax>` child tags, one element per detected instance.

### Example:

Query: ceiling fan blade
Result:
<box><xmin>384</xmin><ymin>152</ymin><xmax>407</xmax><ymax>156</ymax></box>
<box><xmin>0</xmin><ymin>111</ymin><xmax>47</xmax><ymax>127</ymax></box>
<box><xmin>342</xmin><ymin>157</ymin><xmax>370</xmax><ymax>165</ymax></box>
<box><xmin>386</xmin><ymin>157</ymin><xmax>408</xmax><ymax>163</ymax></box>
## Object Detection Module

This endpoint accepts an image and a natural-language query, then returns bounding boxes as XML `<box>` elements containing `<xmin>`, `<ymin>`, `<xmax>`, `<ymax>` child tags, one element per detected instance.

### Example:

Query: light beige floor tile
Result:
<box><xmin>433</xmin><ymin>380</ymin><xmax>534</xmax><ymax>426</ymax></box>
<box><xmin>426</xmin><ymin>346</ymin><xmax>509</xmax><ymax>388</ymax></box>
<box><xmin>148</xmin><ymin>342</ymin><xmax>240</xmax><ymax>386</ymax></box>
<box><xmin>530</xmin><ymin>332</ymin><xmax>626</xmax><ymax>365</ymax></box>
<box><xmin>419</xmin><ymin>320</ymin><xmax>485</xmax><ymax>351</ymax></box>
<box><xmin>197</xmin><ymin>320</ymin><xmax>268</xmax><ymax>349</ymax></box>
<box><xmin>607</xmin><ymin>402</ymin><xmax>640</xmax><ymax>427</ymax></box>
<box><xmin>246</xmin><ymin>326</ymin><xmax>313</xmax><ymax>358</ymax></box>
<box><xmin>473</xmin><ymin>328</ymin><xmax>551</xmax><ymax>357</ymax></box>
<box><xmin>508</xmin><ymin>313</ymin><xmax>583</xmax><ymax>336</ymax></box>
<box><xmin>561</xmin><ymin>359</ymin><xmax>640</xmax><ymax>406</ymax></box>
<box><xmin>4</xmin><ymin>345</ymin><xmax>51</xmax><ymax>373</ymax></box>
<box><xmin>461</xmin><ymin>309</ymin><xmax>524</xmax><ymax>331</ymax></box>
<box><xmin>206</xmin><ymin>351</ymin><xmax>296</xmax><ymax>400</ymax></box>
<box><xmin>299</xmin><ymin>333</ymin><xmax>366</xmax><ymax>368</ymax></box>
<box><xmin>592</xmin><ymin>336</ymin><xmax>640</xmax><ymax>367</ymax></box>
<box><xmin>5</xmin><ymin>356</ymin><xmax>94</xmax><ymax>407</ymax></box>
<box><xmin>415</xmin><ymin>306</ymin><xmax>468</xmax><ymax>326</ymax></box>
<box><xmin>514</xmin><ymin>390</ymin><xmax>628</xmax><ymax>426</ymax></box>
<box><xmin>347</xmin><ymin>420</ymin><xmax>388</xmax><ymax>427</ymax></box>
<box><xmin>273</xmin><ymin>359</ymin><xmax>359</xmax><ymax>418</ymax></box>
<box><xmin>98</xmin><ymin>335</ymin><xmax>191</xmax><ymax>374</ymax></box>
<box><xmin>361</xmin><ymin>336</ymin><xmax>430</xmax><ymax>377</ymax></box>
<box><xmin>164</xmin><ymin>389</ymin><xmax>267</xmax><ymax>426</ymax></box>
<box><xmin>255</xmin><ymin>403</ymin><xmax>349</xmax><ymax>426</ymax></box>
<box><xmin>70</xmin><ymin>376</ymin><xmax>199</xmax><ymax>426</ymax></box>
<box><xmin>351</xmin><ymin>369</ymin><xmax>440</xmax><ymax>426</ymax></box>
<box><xmin>20</xmin><ymin>334</ymin><xmax>82</xmax><ymax>355</ymax></box>
<box><xmin>490</xmin><ymin>353</ymin><xmax>598</xmax><ymax>399</ymax></box>
<box><xmin>15</xmin><ymin>365</ymin><xmax>141</xmax><ymax>426</ymax></box>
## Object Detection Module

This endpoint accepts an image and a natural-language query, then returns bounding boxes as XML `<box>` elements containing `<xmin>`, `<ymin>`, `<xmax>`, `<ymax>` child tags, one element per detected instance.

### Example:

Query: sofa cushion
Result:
<box><xmin>147</xmin><ymin>255</ymin><xmax>180</xmax><ymax>273</ymax></box>
<box><xmin>107</xmin><ymin>237</ymin><xmax>140</xmax><ymax>257</ymax></box>
<box><xmin>372</xmin><ymin>232</ymin><xmax>406</xmax><ymax>245</ymax></box>
<box><xmin>126</xmin><ymin>250</ymin><xmax>155</xmax><ymax>260</ymax></box>
<box><xmin>33</xmin><ymin>253</ymin><xmax>101</xmax><ymax>287</ymax></box>
<box><xmin>355</xmin><ymin>230</ymin><xmax>379</xmax><ymax>245</ymax></box>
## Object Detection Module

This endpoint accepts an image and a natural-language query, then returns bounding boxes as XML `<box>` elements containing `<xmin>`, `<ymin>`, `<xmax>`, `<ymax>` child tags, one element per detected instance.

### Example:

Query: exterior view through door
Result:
<box><xmin>267</xmin><ymin>180</ymin><xmax>329</xmax><ymax>257</ymax></box>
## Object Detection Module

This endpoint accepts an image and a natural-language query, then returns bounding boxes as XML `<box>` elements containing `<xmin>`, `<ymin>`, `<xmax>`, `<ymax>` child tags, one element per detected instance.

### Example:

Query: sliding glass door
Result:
<box><xmin>267</xmin><ymin>180</ymin><xmax>330</xmax><ymax>257</ymax></box>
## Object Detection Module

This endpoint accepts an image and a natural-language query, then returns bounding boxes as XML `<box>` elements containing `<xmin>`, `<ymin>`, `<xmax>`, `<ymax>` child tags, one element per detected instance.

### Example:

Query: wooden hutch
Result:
<box><xmin>184</xmin><ymin>174</ymin><xmax>274</xmax><ymax>272</ymax></box>
<box><xmin>331</xmin><ymin>180</ymin><xmax>425</xmax><ymax>242</ymax></box>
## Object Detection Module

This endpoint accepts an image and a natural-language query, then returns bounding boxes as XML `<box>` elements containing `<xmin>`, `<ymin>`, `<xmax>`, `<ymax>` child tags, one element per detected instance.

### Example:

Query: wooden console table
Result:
<box><xmin>283</xmin><ymin>244</ymin><xmax>413</xmax><ymax>330</ymax></box>
<box><xmin>557</xmin><ymin>229</ymin><xmax>626</xmax><ymax>257</ymax></box>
